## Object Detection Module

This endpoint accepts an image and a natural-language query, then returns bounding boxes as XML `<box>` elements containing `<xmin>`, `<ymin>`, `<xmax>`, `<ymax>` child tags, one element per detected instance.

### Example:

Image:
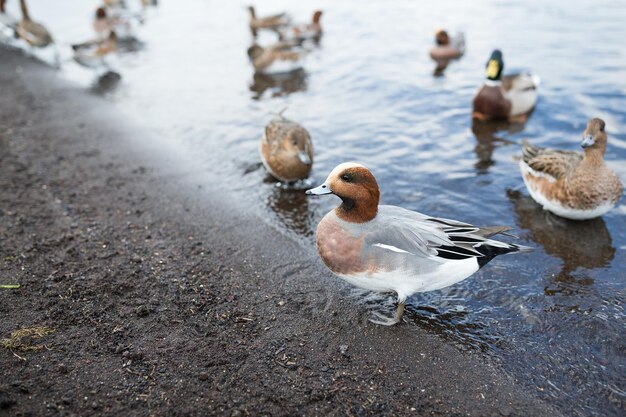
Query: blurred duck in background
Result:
<box><xmin>429</xmin><ymin>29</ymin><xmax>464</xmax><ymax>60</ymax></box>
<box><xmin>259</xmin><ymin>113</ymin><xmax>314</xmax><ymax>183</ymax></box>
<box><xmin>248</xmin><ymin>5</ymin><xmax>290</xmax><ymax>36</ymax></box>
<box><xmin>15</xmin><ymin>0</ymin><xmax>53</xmax><ymax>47</ymax></box>
<box><xmin>472</xmin><ymin>49</ymin><xmax>539</xmax><ymax>122</ymax></box>
<box><xmin>429</xmin><ymin>29</ymin><xmax>464</xmax><ymax>76</ymax></box>
<box><xmin>247</xmin><ymin>42</ymin><xmax>306</xmax><ymax>74</ymax></box>
<box><xmin>72</xmin><ymin>31</ymin><xmax>117</xmax><ymax>69</ymax></box>
<box><xmin>519</xmin><ymin>118</ymin><xmax>623</xmax><ymax>220</ymax></box>
<box><xmin>279</xmin><ymin>10</ymin><xmax>323</xmax><ymax>44</ymax></box>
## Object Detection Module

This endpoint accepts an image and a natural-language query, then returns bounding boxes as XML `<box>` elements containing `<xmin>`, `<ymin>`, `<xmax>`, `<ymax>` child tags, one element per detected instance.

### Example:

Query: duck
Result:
<box><xmin>472</xmin><ymin>49</ymin><xmax>540</xmax><ymax>122</ymax></box>
<box><xmin>72</xmin><ymin>31</ymin><xmax>118</xmax><ymax>69</ymax></box>
<box><xmin>519</xmin><ymin>118</ymin><xmax>623</xmax><ymax>220</ymax></box>
<box><xmin>248</xmin><ymin>6</ymin><xmax>290</xmax><ymax>33</ymax></box>
<box><xmin>429</xmin><ymin>29</ymin><xmax>464</xmax><ymax>61</ymax></box>
<box><xmin>92</xmin><ymin>7</ymin><xmax>114</xmax><ymax>39</ymax></box>
<box><xmin>15</xmin><ymin>0</ymin><xmax>53</xmax><ymax>47</ymax></box>
<box><xmin>279</xmin><ymin>10</ymin><xmax>323</xmax><ymax>43</ymax></box>
<box><xmin>259</xmin><ymin>114</ymin><xmax>313</xmax><ymax>182</ymax></box>
<box><xmin>247</xmin><ymin>42</ymin><xmax>305</xmax><ymax>74</ymax></box>
<box><xmin>306</xmin><ymin>162</ymin><xmax>531</xmax><ymax>325</ymax></box>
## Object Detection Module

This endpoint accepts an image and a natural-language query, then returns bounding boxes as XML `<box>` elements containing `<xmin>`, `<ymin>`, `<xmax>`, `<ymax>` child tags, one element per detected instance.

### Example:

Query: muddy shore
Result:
<box><xmin>0</xmin><ymin>46</ymin><xmax>560</xmax><ymax>416</ymax></box>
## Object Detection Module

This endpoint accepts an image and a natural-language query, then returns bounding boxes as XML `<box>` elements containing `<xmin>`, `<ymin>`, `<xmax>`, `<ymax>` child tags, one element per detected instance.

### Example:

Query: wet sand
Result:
<box><xmin>0</xmin><ymin>46</ymin><xmax>560</xmax><ymax>416</ymax></box>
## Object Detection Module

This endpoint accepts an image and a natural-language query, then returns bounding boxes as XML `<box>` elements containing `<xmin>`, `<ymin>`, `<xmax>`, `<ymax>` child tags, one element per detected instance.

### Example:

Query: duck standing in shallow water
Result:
<box><xmin>15</xmin><ymin>0</ymin><xmax>53</xmax><ymax>47</ymax></box>
<box><xmin>306</xmin><ymin>163</ymin><xmax>530</xmax><ymax>325</ymax></box>
<box><xmin>472</xmin><ymin>49</ymin><xmax>539</xmax><ymax>122</ymax></box>
<box><xmin>259</xmin><ymin>115</ymin><xmax>313</xmax><ymax>183</ymax></box>
<box><xmin>520</xmin><ymin>118</ymin><xmax>623</xmax><ymax>220</ymax></box>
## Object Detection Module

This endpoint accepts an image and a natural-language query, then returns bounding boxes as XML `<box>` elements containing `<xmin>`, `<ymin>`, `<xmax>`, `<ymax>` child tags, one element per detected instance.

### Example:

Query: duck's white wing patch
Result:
<box><xmin>372</xmin><ymin>243</ymin><xmax>413</xmax><ymax>255</ymax></box>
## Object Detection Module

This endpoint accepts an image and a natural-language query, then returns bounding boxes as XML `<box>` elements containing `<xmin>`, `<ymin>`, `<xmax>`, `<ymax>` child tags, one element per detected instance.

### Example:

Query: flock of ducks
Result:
<box><xmin>246</xmin><ymin>6</ymin><xmax>322</xmax><ymax>75</ymax></box>
<box><xmin>254</xmin><ymin>11</ymin><xmax>623</xmax><ymax>325</ymax></box>
<box><xmin>0</xmin><ymin>0</ymin><xmax>155</xmax><ymax>74</ymax></box>
<box><xmin>0</xmin><ymin>4</ymin><xmax>622</xmax><ymax>325</ymax></box>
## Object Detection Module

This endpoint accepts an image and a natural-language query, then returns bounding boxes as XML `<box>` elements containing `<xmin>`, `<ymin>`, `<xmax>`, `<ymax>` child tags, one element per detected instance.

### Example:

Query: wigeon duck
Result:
<box><xmin>519</xmin><ymin>118</ymin><xmax>623</xmax><ymax>220</ymax></box>
<box><xmin>472</xmin><ymin>49</ymin><xmax>540</xmax><ymax>122</ymax></box>
<box><xmin>247</xmin><ymin>42</ymin><xmax>306</xmax><ymax>74</ymax></box>
<box><xmin>279</xmin><ymin>10</ymin><xmax>323</xmax><ymax>43</ymax></box>
<box><xmin>306</xmin><ymin>163</ymin><xmax>530</xmax><ymax>325</ymax></box>
<box><xmin>15</xmin><ymin>0</ymin><xmax>53</xmax><ymax>47</ymax></box>
<box><xmin>259</xmin><ymin>114</ymin><xmax>313</xmax><ymax>182</ymax></box>
<box><xmin>248</xmin><ymin>6</ymin><xmax>290</xmax><ymax>33</ymax></box>
<box><xmin>429</xmin><ymin>29</ymin><xmax>464</xmax><ymax>61</ymax></box>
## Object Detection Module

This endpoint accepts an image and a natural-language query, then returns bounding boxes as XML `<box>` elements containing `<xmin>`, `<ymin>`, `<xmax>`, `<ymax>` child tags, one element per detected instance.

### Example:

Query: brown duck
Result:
<box><xmin>519</xmin><ymin>118</ymin><xmax>623</xmax><ymax>220</ymax></box>
<box><xmin>259</xmin><ymin>114</ymin><xmax>313</xmax><ymax>182</ymax></box>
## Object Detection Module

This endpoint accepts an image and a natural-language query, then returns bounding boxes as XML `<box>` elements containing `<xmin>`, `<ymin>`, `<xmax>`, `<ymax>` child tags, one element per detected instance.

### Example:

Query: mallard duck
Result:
<box><xmin>429</xmin><ymin>29</ymin><xmax>464</xmax><ymax>61</ymax></box>
<box><xmin>519</xmin><ymin>118</ymin><xmax>623</xmax><ymax>220</ymax></box>
<box><xmin>279</xmin><ymin>10</ymin><xmax>322</xmax><ymax>43</ymax></box>
<box><xmin>472</xmin><ymin>49</ymin><xmax>539</xmax><ymax>122</ymax></box>
<box><xmin>248</xmin><ymin>6</ymin><xmax>290</xmax><ymax>32</ymax></box>
<box><xmin>247</xmin><ymin>42</ymin><xmax>305</xmax><ymax>74</ymax></box>
<box><xmin>306</xmin><ymin>163</ymin><xmax>530</xmax><ymax>325</ymax></box>
<box><xmin>16</xmin><ymin>0</ymin><xmax>53</xmax><ymax>47</ymax></box>
<box><xmin>259</xmin><ymin>114</ymin><xmax>313</xmax><ymax>182</ymax></box>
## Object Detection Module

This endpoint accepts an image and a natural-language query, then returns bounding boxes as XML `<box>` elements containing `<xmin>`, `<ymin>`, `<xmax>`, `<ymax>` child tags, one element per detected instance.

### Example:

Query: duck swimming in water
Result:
<box><xmin>472</xmin><ymin>49</ymin><xmax>540</xmax><ymax>122</ymax></box>
<box><xmin>247</xmin><ymin>42</ymin><xmax>306</xmax><ymax>74</ymax></box>
<box><xmin>519</xmin><ymin>118</ymin><xmax>623</xmax><ymax>220</ymax></box>
<box><xmin>248</xmin><ymin>5</ymin><xmax>290</xmax><ymax>34</ymax></box>
<box><xmin>279</xmin><ymin>10</ymin><xmax>323</xmax><ymax>43</ymax></box>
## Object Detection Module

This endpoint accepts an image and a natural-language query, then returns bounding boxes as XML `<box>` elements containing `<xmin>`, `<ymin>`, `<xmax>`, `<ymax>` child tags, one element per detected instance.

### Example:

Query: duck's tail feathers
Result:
<box><xmin>475</xmin><ymin>240</ymin><xmax>533</xmax><ymax>268</ymax></box>
<box><xmin>521</xmin><ymin>139</ymin><xmax>543</xmax><ymax>163</ymax></box>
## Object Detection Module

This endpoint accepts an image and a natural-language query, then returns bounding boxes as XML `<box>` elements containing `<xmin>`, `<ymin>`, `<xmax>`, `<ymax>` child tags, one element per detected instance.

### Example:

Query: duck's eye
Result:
<box><xmin>341</xmin><ymin>174</ymin><xmax>352</xmax><ymax>182</ymax></box>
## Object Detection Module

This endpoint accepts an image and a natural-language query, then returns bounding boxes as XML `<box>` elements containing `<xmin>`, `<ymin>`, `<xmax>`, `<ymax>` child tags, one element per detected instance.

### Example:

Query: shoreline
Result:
<box><xmin>0</xmin><ymin>45</ymin><xmax>560</xmax><ymax>416</ymax></box>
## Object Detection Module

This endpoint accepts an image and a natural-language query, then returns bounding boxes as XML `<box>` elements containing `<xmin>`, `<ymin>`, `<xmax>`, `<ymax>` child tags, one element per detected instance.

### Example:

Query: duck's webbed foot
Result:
<box><xmin>369</xmin><ymin>300</ymin><xmax>405</xmax><ymax>326</ymax></box>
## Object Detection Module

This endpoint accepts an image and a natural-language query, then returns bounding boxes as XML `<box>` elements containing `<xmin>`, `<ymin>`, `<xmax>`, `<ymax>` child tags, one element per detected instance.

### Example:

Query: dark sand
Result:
<box><xmin>0</xmin><ymin>46</ymin><xmax>560</xmax><ymax>416</ymax></box>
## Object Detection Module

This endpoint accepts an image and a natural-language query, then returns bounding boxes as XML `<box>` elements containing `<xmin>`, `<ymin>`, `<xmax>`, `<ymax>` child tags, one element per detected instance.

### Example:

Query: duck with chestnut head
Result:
<box><xmin>306</xmin><ymin>163</ymin><xmax>531</xmax><ymax>325</ymax></box>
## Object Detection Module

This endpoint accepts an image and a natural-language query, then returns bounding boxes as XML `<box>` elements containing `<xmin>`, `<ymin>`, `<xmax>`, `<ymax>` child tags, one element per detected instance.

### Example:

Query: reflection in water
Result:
<box><xmin>265</xmin><ymin>183</ymin><xmax>314</xmax><ymax>237</ymax></box>
<box><xmin>507</xmin><ymin>189</ymin><xmax>615</xmax><ymax>292</ymax></box>
<box><xmin>90</xmin><ymin>70</ymin><xmax>122</xmax><ymax>95</ymax></box>
<box><xmin>249</xmin><ymin>68</ymin><xmax>307</xmax><ymax>99</ymax></box>
<box><xmin>471</xmin><ymin>118</ymin><xmax>524</xmax><ymax>173</ymax></box>
<box><xmin>432</xmin><ymin>58</ymin><xmax>450</xmax><ymax>77</ymax></box>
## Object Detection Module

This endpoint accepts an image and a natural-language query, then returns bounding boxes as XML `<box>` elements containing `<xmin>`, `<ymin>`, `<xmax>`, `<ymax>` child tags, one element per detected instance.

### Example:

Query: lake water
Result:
<box><xmin>2</xmin><ymin>0</ymin><xmax>625</xmax><ymax>415</ymax></box>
